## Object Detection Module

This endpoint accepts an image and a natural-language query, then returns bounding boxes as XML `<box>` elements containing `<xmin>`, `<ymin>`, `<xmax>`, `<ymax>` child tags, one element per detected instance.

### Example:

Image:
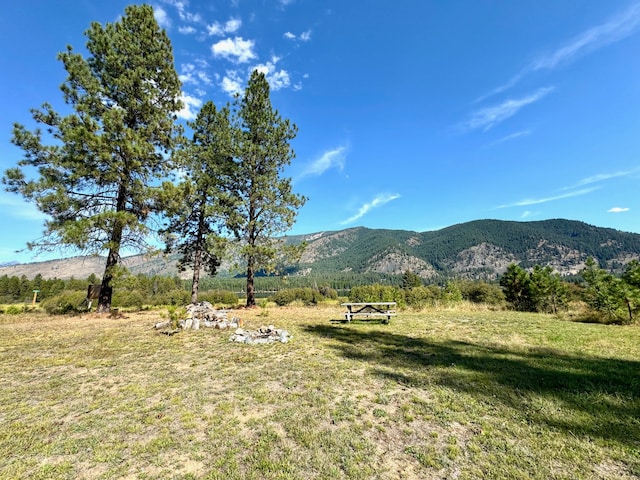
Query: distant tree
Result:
<box><xmin>620</xmin><ymin>259</ymin><xmax>640</xmax><ymax>322</ymax></box>
<box><xmin>581</xmin><ymin>257</ymin><xmax>627</xmax><ymax>322</ymax></box>
<box><xmin>226</xmin><ymin>71</ymin><xmax>306</xmax><ymax>307</ymax></box>
<box><xmin>401</xmin><ymin>270</ymin><xmax>422</xmax><ymax>289</ymax></box>
<box><xmin>2</xmin><ymin>5</ymin><xmax>182</xmax><ymax>313</ymax></box>
<box><xmin>160</xmin><ymin>101</ymin><xmax>235</xmax><ymax>304</ymax></box>
<box><xmin>500</xmin><ymin>264</ymin><xmax>533</xmax><ymax>311</ymax></box>
<box><xmin>529</xmin><ymin>265</ymin><xmax>568</xmax><ymax>314</ymax></box>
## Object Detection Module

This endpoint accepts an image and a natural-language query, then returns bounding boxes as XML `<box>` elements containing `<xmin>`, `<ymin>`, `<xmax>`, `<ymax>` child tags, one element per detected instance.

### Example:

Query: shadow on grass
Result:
<box><xmin>303</xmin><ymin>324</ymin><xmax>640</xmax><ymax>447</ymax></box>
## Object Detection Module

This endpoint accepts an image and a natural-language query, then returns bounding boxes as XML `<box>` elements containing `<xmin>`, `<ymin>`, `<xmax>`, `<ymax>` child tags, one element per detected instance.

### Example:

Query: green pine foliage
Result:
<box><xmin>3</xmin><ymin>5</ymin><xmax>183</xmax><ymax>312</ymax></box>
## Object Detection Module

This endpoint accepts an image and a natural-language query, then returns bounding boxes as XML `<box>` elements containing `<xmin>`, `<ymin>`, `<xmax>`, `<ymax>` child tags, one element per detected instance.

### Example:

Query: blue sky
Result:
<box><xmin>2</xmin><ymin>1</ymin><xmax>640</xmax><ymax>264</ymax></box>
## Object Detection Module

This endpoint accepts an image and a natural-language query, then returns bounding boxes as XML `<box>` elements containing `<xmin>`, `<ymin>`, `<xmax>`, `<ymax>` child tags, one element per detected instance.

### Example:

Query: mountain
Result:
<box><xmin>2</xmin><ymin>219</ymin><xmax>640</xmax><ymax>281</ymax></box>
<box><xmin>290</xmin><ymin>219</ymin><xmax>640</xmax><ymax>280</ymax></box>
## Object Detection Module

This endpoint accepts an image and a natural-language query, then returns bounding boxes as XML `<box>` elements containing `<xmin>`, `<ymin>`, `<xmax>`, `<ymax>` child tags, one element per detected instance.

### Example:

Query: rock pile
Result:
<box><xmin>229</xmin><ymin>325</ymin><xmax>292</xmax><ymax>344</ymax></box>
<box><xmin>181</xmin><ymin>301</ymin><xmax>240</xmax><ymax>330</ymax></box>
<box><xmin>154</xmin><ymin>301</ymin><xmax>241</xmax><ymax>333</ymax></box>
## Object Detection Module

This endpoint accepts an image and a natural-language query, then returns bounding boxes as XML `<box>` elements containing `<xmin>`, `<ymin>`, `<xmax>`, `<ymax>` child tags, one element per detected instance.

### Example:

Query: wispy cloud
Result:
<box><xmin>485</xmin><ymin>129</ymin><xmax>532</xmax><ymax>147</ymax></box>
<box><xmin>608</xmin><ymin>207</ymin><xmax>630</xmax><ymax>213</ymax></box>
<box><xmin>283</xmin><ymin>29</ymin><xmax>312</xmax><ymax>42</ymax></box>
<box><xmin>464</xmin><ymin>87</ymin><xmax>553</xmax><ymax>132</ymax></box>
<box><xmin>0</xmin><ymin>193</ymin><xmax>47</xmax><ymax>221</ymax></box>
<box><xmin>341</xmin><ymin>193</ymin><xmax>401</xmax><ymax>225</ymax></box>
<box><xmin>160</xmin><ymin>0</ymin><xmax>203</xmax><ymax>23</ymax></box>
<box><xmin>520</xmin><ymin>210</ymin><xmax>539</xmax><ymax>219</ymax></box>
<box><xmin>297</xmin><ymin>146</ymin><xmax>347</xmax><ymax>180</ymax></box>
<box><xmin>498</xmin><ymin>187</ymin><xmax>599</xmax><ymax>208</ymax></box>
<box><xmin>179</xmin><ymin>62</ymin><xmax>212</xmax><ymax>86</ymax></box>
<box><xmin>481</xmin><ymin>3</ymin><xmax>640</xmax><ymax>99</ymax></box>
<box><xmin>207</xmin><ymin>18</ymin><xmax>242</xmax><ymax>36</ymax></box>
<box><xmin>564</xmin><ymin>167</ymin><xmax>640</xmax><ymax>190</ymax></box>
<box><xmin>211</xmin><ymin>37</ymin><xmax>256</xmax><ymax>63</ymax></box>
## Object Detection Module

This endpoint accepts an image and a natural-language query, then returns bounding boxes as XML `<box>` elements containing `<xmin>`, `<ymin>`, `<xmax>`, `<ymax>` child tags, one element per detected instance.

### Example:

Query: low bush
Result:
<box><xmin>4</xmin><ymin>305</ymin><xmax>24</xmax><ymax>315</ymax></box>
<box><xmin>349</xmin><ymin>284</ymin><xmax>405</xmax><ymax>306</ymax></box>
<box><xmin>198</xmin><ymin>290</ymin><xmax>239</xmax><ymax>307</ymax></box>
<box><xmin>112</xmin><ymin>290</ymin><xmax>145</xmax><ymax>309</ymax></box>
<box><xmin>404</xmin><ymin>285</ymin><xmax>443</xmax><ymax>309</ymax></box>
<box><xmin>457</xmin><ymin>280</ymin><xmax>506</xmax><ymax>306</ymax></box>
<box><xmin>41</xmin><ymin>290</ymin><xmax>87</xmax><ymax>314</ymax></box>
<box><xmin>271</xmin><ymin>288</ymin><xmax>325</xmax><ymax>306</ymax></box>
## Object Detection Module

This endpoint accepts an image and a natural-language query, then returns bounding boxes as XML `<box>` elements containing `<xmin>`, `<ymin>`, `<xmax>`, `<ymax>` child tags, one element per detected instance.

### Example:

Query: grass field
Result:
<box><xmin>0</xmin><ymin>304</ymin><xmax>638</xmax><ymax>479</ymax></box>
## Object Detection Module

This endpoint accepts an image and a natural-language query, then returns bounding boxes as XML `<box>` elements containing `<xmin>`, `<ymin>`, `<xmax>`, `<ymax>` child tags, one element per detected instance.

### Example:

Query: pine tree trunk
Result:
<box><xmin>246</xmin><ymin>256</ymin><xmax>256</xmax><ymax>307</ymax></box>
<box><xmin>97</xmin><ymin>183</ymin><xmax>126</xmax><ymax>313</ymax></box>
<box><xmin>191</xmin><ymin>209</ymin><xmax>205</xmax><ymax>304</ymax></box>
<box><xmin>97</xmin><ymin>247</ymin><xmax>117</xmax><ymax>313</ymax></box>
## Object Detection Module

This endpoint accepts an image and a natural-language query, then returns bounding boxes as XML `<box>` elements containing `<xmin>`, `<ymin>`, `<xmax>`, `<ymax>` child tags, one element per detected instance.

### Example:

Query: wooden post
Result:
<box><xmin>32</xmin><ymin>290</ymin><xmax>40</xmax><ymax>306</ymax></box>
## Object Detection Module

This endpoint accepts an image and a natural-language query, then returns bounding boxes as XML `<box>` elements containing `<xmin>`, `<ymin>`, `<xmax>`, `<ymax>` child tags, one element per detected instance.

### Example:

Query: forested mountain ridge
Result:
<box><xmin>289</xmin><ymin>219</ymin><xmax>640</xmax><ymax>280</ymax></box>
<box><xmin>3</xmin><ymin>219</ymin><xmax>640</xmax><ymax>281</ymax></box>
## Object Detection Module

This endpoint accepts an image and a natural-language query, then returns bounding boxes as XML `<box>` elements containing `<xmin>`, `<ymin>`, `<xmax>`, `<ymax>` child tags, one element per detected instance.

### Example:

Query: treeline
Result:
<box><xmin>0</xmin><ymin>271</ymin><xmax>404</xmax><ymax>307</ymax></box>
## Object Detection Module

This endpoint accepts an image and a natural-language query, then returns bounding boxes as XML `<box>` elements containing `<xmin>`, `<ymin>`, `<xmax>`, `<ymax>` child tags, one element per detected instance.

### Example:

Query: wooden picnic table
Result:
<box><xmin>341</xmin><ymin>302</ymin><xmax>397</xmax><ymax>323</ymax></box>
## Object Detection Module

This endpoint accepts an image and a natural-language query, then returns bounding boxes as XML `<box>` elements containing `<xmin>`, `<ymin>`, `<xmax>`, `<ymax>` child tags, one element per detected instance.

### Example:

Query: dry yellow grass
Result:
<box><xmin>1</xmin><ymin>305</ymin><xmax>639</xmax><ymax>479</ymax></box>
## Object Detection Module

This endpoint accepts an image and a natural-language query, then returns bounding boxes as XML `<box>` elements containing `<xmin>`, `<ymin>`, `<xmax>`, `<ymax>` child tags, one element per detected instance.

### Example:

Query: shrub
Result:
<box><xmin>198</xmin><ymin>290</ymin><xmax>239</xmax><ymax>307</ymax></box>
<box><xmin>150</xmin><ymin>289</ymin><xmax>190</xmax><ymax>306</ymax></box>
<box><xmin>349</xmin><ymin>284</ymin><xmax>405</xmax><ymax>306</ymax></box>
<box><xmin>41</xmin><ymin>290</ymin><xmax>87</xmax><ymax>314</ymax></box>
<box><xmin>112</xmin><ymin>290</ymin><xmax>145</xmax><ymax>309</ymax></box>
<box><xmin>457</xmin><ymin>280</ymin><xmax>506</xmax><ymax>306</ymax></box>
<box><xmin>271</xmin><ymin>288</ymin><xmax>324</xmax><ymax>306</ymax></box>
<box><xmin>404</xmin><ymin>285</ymin><xmax>443</xmax><ymax>309</ymax></box>
<box><xmin>4</xmin><ymin>305</ymin><xmax>24</xmax><ymax>315</ymax></box>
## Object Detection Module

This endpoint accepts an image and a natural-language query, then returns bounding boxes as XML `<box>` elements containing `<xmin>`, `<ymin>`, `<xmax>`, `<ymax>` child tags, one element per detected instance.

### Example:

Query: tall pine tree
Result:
<box><xmin>3</xmin><ymin>5</ymin><xmax>182</xmax><ymax>312</ymax></box>
<box><xmin>228</xmin><ymin>71</ymin><xmax>306</xmax><ymax>307</ymax></box>
<box><xmin>160</xmin><ymin>101</ymin><xmax>235</xmax><ymax>304</ymax></box>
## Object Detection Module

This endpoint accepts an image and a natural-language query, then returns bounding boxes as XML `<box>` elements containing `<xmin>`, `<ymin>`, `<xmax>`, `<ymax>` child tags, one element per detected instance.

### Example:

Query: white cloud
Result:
<box><xmin>608</xmin><ymin>207</ymin><xmax>630</xmax><ymax>213</ymax></box>
<box><xmin>0</xmin><ymin>193</ymin><xmax>47</xmax><ymax>221</ymax></box>
<box><xmin>520</xmin><ymin>211</ymin><xmax>538</xmax><ymax>219</ymax></box>
<box><xmin>212</xmin><ymin>37</ymin><xmax>256</xmax><ymax>63</ymax></box>
<box><xmin>153</xmin><ymin>6</ymin><xmax>171</xmax><ymax>29</ymax></box>
<box><xmin>300</xmin><ymin>30</ymin><xmax>312</xmax><ymax>41</ymax></box>
<box><xmin>225</xmin><ymin>18</ymin><xmax>242</xmax><ymax>33</ymax></box>
<box><xmin>532</xmin><ymin>3</ymin><xmax>640</xmax><ymax>71</ymax></box>
<box><xmin>498</xmin><ymin>187</ymin><xmax>599</xmax><ymax>208</ymax></box>
<box><xmin>179</xmin><ymin>63</ymin><xmax>212</xmax><ymax>86</ymax></box>
<box><xmin>298</xmin><ymin>146</ymin><xmax>346</xmax><ymax>180</ymax></box>
<box><xmin>178</xmin><ymin>25</ymin><xmax>196</xmax><ymax>34</ymax></box>
<box><xmin>208</xmin><ymin>18</ymin><xmax>242</xmax><ymax>36</ymax></box>
<box><xmin>486</xmin><ymin>129</ymin><xmax>532</xmax><ymax>147</ymax></box>
<box><xmin>176</xmin><ymin>93</ymin><xmax>202</xmax><ymax>120</ymax></box>
<box><xmin>566</xmin><ymin>167</ymin><xmax>640</xmax><ymax>189</ymax></box>
<box><xmin>464</xmin><ymin>87</ymin><xmax>554</xmax><ymax>132</ymax></box>
<box><xmin>161</xmin><ymin>0</ymin><xmax>202</xmax><ymax>23</ymax></box>
<box><xmin>220</xmin><ymin>70</ymin><xmax>243</xmax><ymax>96</ymax></box>
<box><xmin>283</xmin><ymin>29</ymin><xmax>312</xmax><ymax>42</ymax></box>
<box><xmin>253</xmin><ymin>57</ymin><xmax>290</xmax><ymax>91</ymax></box>
<box><xmin>481</xmin><ymin>3</ymin><xmax>640</xmax><ymax>100</ymax></box>
<box><xmin>341</xmin><ymin>193</ymin><xmax>401</xmax><ymax>225</ymax></box>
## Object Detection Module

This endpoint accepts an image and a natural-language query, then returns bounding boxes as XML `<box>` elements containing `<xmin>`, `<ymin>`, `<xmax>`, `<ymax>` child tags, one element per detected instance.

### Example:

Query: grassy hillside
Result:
<box><xmin>1</xmin><ymin>306</ymin><xmax>638</xmax><ymax>479</ymax></box>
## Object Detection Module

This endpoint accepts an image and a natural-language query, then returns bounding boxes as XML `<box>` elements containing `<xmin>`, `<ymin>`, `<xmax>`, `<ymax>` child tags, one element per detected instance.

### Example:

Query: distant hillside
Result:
<box><xmin>2</xmin><ymin>219</ymin><xmax>640</xmax><ymax>281</ymax></box>
<box><xmin>291</xmin><ymin>219</ymin><xmax>640</xmax><ymax>280</ymax></box>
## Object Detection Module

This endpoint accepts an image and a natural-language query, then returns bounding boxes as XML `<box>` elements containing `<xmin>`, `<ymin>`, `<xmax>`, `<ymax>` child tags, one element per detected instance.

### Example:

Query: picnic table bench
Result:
<box><xmin>341</xmin><ymin>302</ymin><xmax>397</xmax><ymax>323</ymax></box>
